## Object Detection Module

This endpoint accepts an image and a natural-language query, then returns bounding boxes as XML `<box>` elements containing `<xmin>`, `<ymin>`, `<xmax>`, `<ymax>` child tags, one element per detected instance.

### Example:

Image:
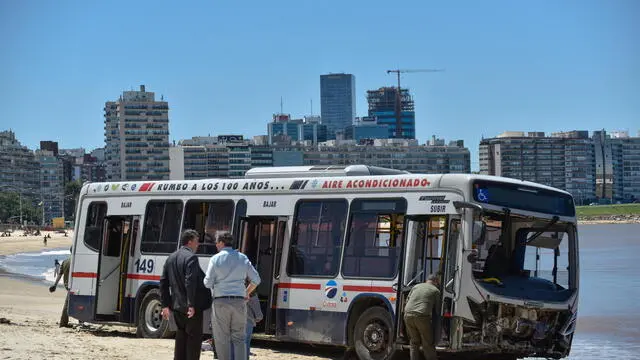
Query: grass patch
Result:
<box><xmin>576</xmin><ymin>203</ymin><xmax>640</xmax><ymax>217</ymax></box>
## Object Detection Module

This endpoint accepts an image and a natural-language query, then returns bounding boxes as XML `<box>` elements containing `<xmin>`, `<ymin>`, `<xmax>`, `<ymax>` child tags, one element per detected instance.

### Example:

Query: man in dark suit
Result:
<box><xmin>160</xmin><ymin>229</ymin><xmax>212</xmax><ymax>360</ymax></box>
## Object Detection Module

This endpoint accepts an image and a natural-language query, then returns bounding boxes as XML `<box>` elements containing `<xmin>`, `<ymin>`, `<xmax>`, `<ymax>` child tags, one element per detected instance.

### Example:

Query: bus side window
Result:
<box><xmin>84</xmin><ymin>202</ymin><xmax>107</xmax><ymax>252</ymax></box>
<box><xmin>342</xmin><ymin>198</ymin><xmax>406</xmax><ymax>279</ymax></box>
<box><xmin>182</xmin><ymin>200</ymin><xmax>234</xmax><ymax>255</ymax></box>
<box><xmin>141</xmin><ymin>201</ymin><xmax>183</xmax><ymax>254</ymax></box>
<box><xmin>287</xmin><ymin>200</ymin><xmax>348</xmax><ymax>277</ymax></box>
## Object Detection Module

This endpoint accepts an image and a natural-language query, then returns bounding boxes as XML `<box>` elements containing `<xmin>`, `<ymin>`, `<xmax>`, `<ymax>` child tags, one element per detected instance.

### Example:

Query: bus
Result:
<box><xmin>68</xmin><ymin>165</ymin><xmax>579</xmax><ymax>360</ymax></box>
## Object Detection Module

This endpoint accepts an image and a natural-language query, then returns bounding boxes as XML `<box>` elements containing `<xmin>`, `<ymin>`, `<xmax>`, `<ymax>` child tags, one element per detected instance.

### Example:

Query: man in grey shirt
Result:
<box><xmin>204</xmin><ymin>233</ymin><xmax>260</xmax><ymax>360</ymax></box>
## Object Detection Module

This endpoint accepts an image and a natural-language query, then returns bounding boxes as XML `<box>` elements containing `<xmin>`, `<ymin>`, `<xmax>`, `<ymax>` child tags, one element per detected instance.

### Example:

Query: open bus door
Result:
<box><xmin>95</xmin><ymin>215</ymin><xmax>138</xmax><ymax>321</ymax></box>
<box><xmin>394</xmin><ymin>215</ymin><xmax>460</xmax><ymax>350</ymax></box>
<box><xmin>238</xmin><ymin>216</ymin><xmax>288</xmax><ymax>335</ymax></box>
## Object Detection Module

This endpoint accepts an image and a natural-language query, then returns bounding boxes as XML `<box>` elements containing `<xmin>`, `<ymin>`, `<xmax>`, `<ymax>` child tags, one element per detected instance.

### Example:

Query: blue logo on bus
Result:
<box><xmin>325</xmin><ymin>280</ymin><xmax>338</xmax><ymax>299</ymax></box>
<box><xmin>476</xmin><ymin>188</ymin><xmax>489</xmax><ymax>203</ymax></box>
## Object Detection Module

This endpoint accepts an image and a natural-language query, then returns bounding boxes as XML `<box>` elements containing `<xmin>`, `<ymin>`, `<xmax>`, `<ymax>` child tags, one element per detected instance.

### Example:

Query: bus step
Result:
<box><xmin>396</xmin><ymin>344</ymin><xmax>449</xmax><ymax>351</ymax></box>
<box><xmin>251</xmin><ymin>333</ymin><xmax>279</xmax><ymax>342</ymax></box>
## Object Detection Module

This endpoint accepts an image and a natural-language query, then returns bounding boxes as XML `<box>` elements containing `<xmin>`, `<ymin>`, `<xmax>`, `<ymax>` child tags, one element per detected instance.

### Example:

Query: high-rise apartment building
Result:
<box><xmin>104</xmin><ymin>85</ymin><xmax>170</xmax><ymax>181</ymax></box>
<box><xmin>479</xmin><ymin>131</ymin><xmax>596</xmax><ymax>204</ymax></box>
<box><xmin>593</xmin><ymin>130</ymin><xmax>640</xmax><ymax>202</ymax></box>
<box><xmin>170</xmin><ymin>136</ymin><xmax>274</xmax><ymax>180</ymax></box>
<box><xmin>39</xmin><ymin>141</ymin><xmax>59</xmax><ymax>156</ymax></box>
<box><xmin>301</xmin><ymin>139</ymin><xmax>469</xmax><ymax>173</ymax></box>
<box><xmin>366</xmin><ymin>87</ymin><xmax>416</xmax><ymax>139</ymax></box>
<box><xmin>170</xmin><ymin>136</ymin><xmax>470</xmax><ymax>179</ymax></box>
<box><xmin>0</xmin><ymin>131</ymin><xmax>40</xmax><ymax>205</ymax></box>
<box><xmin>267</xmin><ymin>114</ymin><xmax>328</xmax><ymax>145</ymax></box>
<box><xmin>320</xmin><ymin>73</ymin><xmax>356</xmax><ymax>139</ymax></box>
<box><xmin>36</xmin><ymin>149</ymin><xmax>64</xmax><ymax>224</ymax></box>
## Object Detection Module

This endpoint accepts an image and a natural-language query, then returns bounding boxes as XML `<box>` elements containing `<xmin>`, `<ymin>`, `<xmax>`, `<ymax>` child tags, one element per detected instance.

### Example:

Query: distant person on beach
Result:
<box><xmin>54</xmin><ymin>259</ymin><xmax>60</xmax><ymax>278</ymax></box>
<box><xmin>204</xmin><ymin>232</ymin><xmax>260</xmax><ymax>360</ymax></box>
<box><xmin>160</xmin><ymin>229</ymin><xmax>212</xmax><ymax>360</ymax></box>
<box><xmin>49</xmin><ymin>247</ymin><xmax>71</xmax><ymax>327</ymax></box>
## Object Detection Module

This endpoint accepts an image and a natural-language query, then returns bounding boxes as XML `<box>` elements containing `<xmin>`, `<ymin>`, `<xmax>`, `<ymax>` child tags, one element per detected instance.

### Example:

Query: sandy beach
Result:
<box><xmin>0</xmin><ymin>275</ymin><xmax>340</xmax><ymax>360</ymax></box>
<box><xmin>0</xmin><ymin>233</ymin><xmax>339</xmax><ymax>360</ymax></box>
<box><xmin>0</xmin><ymin>230</ymin><xmax>73</xmax><ymax>256</ymax></box>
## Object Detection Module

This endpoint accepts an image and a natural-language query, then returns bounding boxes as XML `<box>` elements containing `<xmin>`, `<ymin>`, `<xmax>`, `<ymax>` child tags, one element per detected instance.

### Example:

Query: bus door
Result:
<box><xmin>239</xmin><ymin>216</ymin><xmax>288</xmax><ymax>335</ymax></box>
<box><xmin>95</xmin><ymin>215</ymin><xmax>135</xmax><ymax>320</ymax></box>
<box><xmin>117</xmin><ymin>216</ymin><xmax>139</xmax><ymax>321</ymax></box>
<box><xmin>395</xmin><ymin>215</ymin><xmax>450</xmax><ymax>345</ymax></box>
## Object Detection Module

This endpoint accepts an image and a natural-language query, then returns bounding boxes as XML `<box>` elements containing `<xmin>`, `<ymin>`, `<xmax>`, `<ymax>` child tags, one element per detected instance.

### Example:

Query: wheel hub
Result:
<box><xmin>363</xmin><ymin>321</ymin><xmax>388</xmax><ymax>352</ymax></box>
<box><xmin>144</xmin><ymin>298</ymin><xmax>162</xmax><ymax>333</ymax></box>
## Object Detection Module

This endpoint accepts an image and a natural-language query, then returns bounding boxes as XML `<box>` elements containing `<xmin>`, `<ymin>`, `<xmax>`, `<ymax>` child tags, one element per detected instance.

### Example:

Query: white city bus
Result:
<box><xmin>68</xmin><ymin>165</ymin><xmax>578</xmax><ymax>359</ymax></box>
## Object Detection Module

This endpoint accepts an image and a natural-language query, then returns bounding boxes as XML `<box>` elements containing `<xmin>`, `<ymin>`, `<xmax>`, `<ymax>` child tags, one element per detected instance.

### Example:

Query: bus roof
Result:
<box><xmin>81</xmin><ymin>167</ymin><xmax>572</xmax><ymax>199</ymax></box>
<box><xmin>244</xmin><ymin>165</ymin><xmax>409</xmax><ymax>178</ymax></box>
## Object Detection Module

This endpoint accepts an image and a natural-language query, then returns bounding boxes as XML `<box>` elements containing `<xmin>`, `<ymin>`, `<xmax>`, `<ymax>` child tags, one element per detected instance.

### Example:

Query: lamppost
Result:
<box><xmin>39</xmin><ymin>198</ymin><xmax>45</xmax><ymax>227</ymax></box>
<box><xmin>7</xmin><ymin>178</ymin><xmax>23</xmax><ymax>226</ymax></box>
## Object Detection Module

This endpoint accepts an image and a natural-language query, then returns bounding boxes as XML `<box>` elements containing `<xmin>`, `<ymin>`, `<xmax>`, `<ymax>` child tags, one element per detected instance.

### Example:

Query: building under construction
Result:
<box><xmin>366</xmin><ymin>87</ymin><xmax>416</xmax><ymax>139</ymax></box>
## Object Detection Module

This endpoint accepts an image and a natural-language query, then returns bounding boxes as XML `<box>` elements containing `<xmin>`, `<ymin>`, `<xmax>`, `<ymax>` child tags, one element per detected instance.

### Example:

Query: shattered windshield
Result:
<box><xmin>521</xmin><ymin>230</ymin><xmax>570</xmax><ymax>289</ymax></box>
<box><xmin>473</xmin><ymin>211</ymin><xmax>576</xmax><ymax>300</ymax></box>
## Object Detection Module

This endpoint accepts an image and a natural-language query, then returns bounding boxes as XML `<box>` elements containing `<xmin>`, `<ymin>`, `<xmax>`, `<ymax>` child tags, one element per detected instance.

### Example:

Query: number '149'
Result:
<box><xmin>134</xmin><ymin>258</ymin><xmax>154</xmax><ymax>273</ymax></box>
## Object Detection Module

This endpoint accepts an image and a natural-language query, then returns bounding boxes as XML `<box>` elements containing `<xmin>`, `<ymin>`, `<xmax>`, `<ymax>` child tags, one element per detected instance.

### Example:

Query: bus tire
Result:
<box><xmin>353</xmin><ymin>306</ymin><xmax>394</xmax><ymax>360</ymax></box>
<box><xmin>136</xmin><ymin>288</ymin><xmax>173</xmax><ymax>339</ymax></box>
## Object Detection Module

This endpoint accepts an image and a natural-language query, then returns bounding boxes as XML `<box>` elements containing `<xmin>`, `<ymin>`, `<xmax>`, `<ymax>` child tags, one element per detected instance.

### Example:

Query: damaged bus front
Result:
<box><xmin>450</xmin><ymin>179</ymin><xmax>578</xmax><ymax>359</ymax></box>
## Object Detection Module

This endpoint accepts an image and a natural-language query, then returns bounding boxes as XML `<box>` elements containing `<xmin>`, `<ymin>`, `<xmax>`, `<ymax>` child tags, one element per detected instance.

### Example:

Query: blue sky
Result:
<box><xmin>1</xmin><ymin>0</ymin><xmax>638</xmax><ymax>169</ymax></box>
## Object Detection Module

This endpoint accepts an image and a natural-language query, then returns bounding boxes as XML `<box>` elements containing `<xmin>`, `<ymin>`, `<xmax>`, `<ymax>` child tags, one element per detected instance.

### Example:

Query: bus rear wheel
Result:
<box><xmin>353</xmin><ymin>306</ymin><xmax>394</xmax><ymax>360</ymax></box>
<box><xmin>136</xmin><ymin>288</ymin><xmax>173</xmax><ymax>339</ymax></box>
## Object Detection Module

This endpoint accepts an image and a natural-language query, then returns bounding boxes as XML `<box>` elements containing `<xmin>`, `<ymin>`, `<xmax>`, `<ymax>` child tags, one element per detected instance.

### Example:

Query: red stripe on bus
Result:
<box><xmin>343</xmin><ymin>285</ymin><xmax>395</xmax><ymax>293</ymax></box>
<box><xmin>72</xmin><ymin>272</ymin><xmax>97</xmax><ymax>278</ymax></box>
<box><xmin>139</xmin><ymin>182</ymin><xmax>155</xmax><ymax>192</ymax></box>
<box><xmin>277</xmin><ymin>283</ymin><xmax>321</xmax><ymax>290</ymax></box>
<box><xmin>127</xmin><ymin>274</ymin><xmax>161</xmax><ymax>281</ymax></box>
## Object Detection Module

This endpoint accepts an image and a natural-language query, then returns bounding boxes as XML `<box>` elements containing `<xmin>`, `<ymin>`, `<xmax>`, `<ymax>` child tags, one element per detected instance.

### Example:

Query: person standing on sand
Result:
<box><xmin>54</xmin><ymin>259</ymin><xmax>60</xmax><ymax>278</ymax></box>
<box><xmin>49</xmin><ymin>247</ymin><xmax>71</xmax><ymax>327</ymax></box>
<box><xmin>403</xmin><ymin>274</ymin><xmax>441</xmax><ymax>360</ymax></box>
<box><xmin>230</xmin><ymin>279</ymin><xmax>263</xmax><ymax>359</ymax></box>
<box><xmin>204</xmin><ymin>232</ymin><xmax>260</xmax><ymax>360</ymax></box>
<box><xmin>160</xmin><ymin>229</ymin><xmax>212</xmax><ymax>360</ymax></box>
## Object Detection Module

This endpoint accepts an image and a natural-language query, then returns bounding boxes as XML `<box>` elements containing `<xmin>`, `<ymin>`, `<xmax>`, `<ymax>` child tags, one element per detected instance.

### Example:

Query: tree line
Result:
<box><xmin>0</xmin><ymin>180</ymin><xmax>83</xmax><ymax>224</ymax></box>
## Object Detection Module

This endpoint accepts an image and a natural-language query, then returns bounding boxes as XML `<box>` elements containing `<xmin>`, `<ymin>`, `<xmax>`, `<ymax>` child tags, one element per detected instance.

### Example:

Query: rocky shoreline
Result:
<box><xmin>578</xmin><ymin>214</ymin><xmax>640</xmax><ymax>225</ymax></box>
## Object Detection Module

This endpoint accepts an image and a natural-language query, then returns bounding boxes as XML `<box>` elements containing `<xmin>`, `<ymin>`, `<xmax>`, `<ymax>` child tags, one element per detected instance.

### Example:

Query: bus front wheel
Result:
<box><xmin>353</xmin><ymin>306</ymin><xmax>394</xmax><ymax>360</ymax></box>
<box><xmin>136</xmin><ymin>288</ymin><xmax>173</xmax><ymax>339</ymax></box>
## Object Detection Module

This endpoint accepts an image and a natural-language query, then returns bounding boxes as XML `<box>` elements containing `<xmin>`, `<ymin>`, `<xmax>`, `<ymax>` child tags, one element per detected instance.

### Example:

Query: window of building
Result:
<box><xmin>141</xmin><ymin>201</ymin><xmax>183</xmax><ymax>254</ymax></box>
<box><xmin>287</xmin><ymin>200</ymin><xmax>348</xmax><ymax>277</ymax></box>
<box><xmin>83</xmin><ymin>202</ymin><xmax>107</xmax><ymax>252</ymax></box>
<box><xmin>342</xmin><ymin>198</ymin><xmax>406</xmax><ymax>279</ymax></box>
<box><xmin>182</xmin><ymin>200</ymin><xmax>234</xmax><ymax>255</ymax></box>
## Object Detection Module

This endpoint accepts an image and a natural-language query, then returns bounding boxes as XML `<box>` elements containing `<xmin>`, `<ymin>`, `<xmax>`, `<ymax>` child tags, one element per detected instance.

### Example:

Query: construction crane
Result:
<box><xmin>386</xmin><ymin>69</ymin><xmax>444</xmax><ymax>138</ymax></box>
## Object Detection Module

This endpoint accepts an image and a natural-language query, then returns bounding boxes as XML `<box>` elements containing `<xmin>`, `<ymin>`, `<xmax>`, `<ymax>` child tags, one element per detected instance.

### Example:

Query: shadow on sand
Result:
<box><xmin>80</xmin><ymin>324</ymin><xmax>138</xmax><ymax>339</ymax></box>
<box><xmin>252</xmin><ymin>338</ymin><xmax>351</xmax><ymax>360</ymax></box>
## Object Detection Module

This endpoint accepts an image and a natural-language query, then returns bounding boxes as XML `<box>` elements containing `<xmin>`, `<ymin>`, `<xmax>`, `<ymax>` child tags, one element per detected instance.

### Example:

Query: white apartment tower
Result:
<box><xmin>104</xmin><ymin>85</ymin><xmax>170</xmax><ymax>181</ymax></box>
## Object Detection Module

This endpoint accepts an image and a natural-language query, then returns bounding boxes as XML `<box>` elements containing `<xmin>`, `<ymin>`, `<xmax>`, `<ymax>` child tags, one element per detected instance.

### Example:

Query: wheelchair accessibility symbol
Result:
<box><xmin>476</xmin><ymin>189</ymin><xmax>489</xmax><ymax>202</ymax></box>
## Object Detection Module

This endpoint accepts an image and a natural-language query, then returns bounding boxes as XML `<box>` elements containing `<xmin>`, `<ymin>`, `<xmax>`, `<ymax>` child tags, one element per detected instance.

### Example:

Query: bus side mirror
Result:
<box><xmin>473</xmin><ymin>220</ymin><xmax>486</xmax><ymax>246</ymax></box>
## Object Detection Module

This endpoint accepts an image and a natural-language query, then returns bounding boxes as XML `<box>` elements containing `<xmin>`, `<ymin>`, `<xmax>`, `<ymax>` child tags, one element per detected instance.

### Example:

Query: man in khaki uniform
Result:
<box><xmin>403</xmin><ymin>274</ymin><xmax>441</xmax><ymax>360</ymax></box>
<box><xmin>49</xmin><ymin>248</ymin><xmax>71</xmax><ymax>327</ymax></box>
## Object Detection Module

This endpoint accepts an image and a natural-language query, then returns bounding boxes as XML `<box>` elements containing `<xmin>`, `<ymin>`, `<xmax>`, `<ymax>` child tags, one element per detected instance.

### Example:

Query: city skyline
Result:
<box><xmin>1</xmin><ymin>1</ymin><xmax>638</xmax><ymax>171</ymax></box>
